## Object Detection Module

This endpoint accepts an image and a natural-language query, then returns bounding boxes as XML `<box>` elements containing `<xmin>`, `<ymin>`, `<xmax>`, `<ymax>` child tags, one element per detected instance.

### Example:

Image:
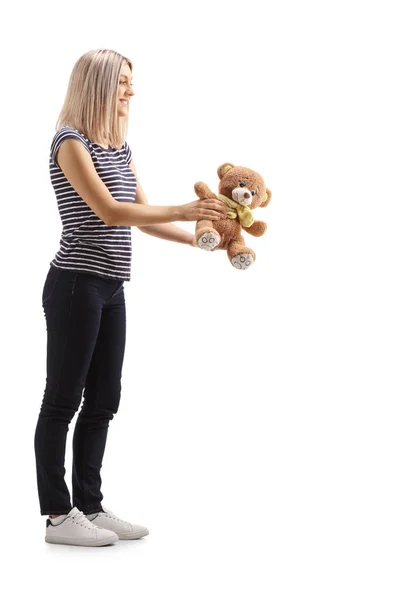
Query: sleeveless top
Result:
<box><xmin>49</xmin><ymin>126</ymin><xmax>137</xmax><ymax>281</ymax></box>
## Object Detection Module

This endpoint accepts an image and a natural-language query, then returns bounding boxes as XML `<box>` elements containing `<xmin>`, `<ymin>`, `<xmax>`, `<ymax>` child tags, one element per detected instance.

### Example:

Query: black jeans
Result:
<box><xmin>34</xmin><ymin>265</ymin><xmax>126</xmax><ymax>516</ymax></box>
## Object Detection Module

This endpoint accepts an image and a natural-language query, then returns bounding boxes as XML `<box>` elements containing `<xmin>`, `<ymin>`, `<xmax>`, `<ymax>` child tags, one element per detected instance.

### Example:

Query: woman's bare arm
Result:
<box><xmin>56</xmin><ymin>139</ymin><xmax>227</xmax><ymax>227</ymax></box>
<box><xmin>57</xmin><ymin>138</ymin><xmax>226</xmax><ymax>227</ymax></box>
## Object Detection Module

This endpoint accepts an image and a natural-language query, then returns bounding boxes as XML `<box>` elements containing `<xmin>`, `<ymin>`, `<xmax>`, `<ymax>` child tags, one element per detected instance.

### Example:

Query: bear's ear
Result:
<box><xmin>217</xmin><ymin>163</ymin><xmax>235</xmax><ymax>180</ymax></box>
<box><xmin>260</xmin><ymin>188</ymin><xmax>272</xmax><ymax>207</ymax></box>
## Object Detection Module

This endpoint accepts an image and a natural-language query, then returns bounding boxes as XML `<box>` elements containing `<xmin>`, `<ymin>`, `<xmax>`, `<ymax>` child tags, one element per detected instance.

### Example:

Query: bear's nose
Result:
<box><xmin>244</xmin><ymin>192</ymin><xmax>251</xmax><ymax>199</ymax></box>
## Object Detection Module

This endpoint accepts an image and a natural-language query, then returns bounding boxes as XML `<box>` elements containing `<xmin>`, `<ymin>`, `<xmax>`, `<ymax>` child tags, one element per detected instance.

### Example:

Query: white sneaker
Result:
<box><xmin>45</xmin><ymin>507</ymin><xmax>119</xmax><ymax>546</ymax></box>
<box><xmin>86</xmin><ymin>505</ymin><xmax>149</xmax><ymax>540</ymax></box>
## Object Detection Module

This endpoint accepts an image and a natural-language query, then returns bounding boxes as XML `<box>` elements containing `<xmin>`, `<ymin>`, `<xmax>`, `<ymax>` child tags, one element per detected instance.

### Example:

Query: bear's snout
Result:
<box><xmin>232</xmin><ymin>186</ymin><xmax>252</xmax><ymax>206</ymax></box>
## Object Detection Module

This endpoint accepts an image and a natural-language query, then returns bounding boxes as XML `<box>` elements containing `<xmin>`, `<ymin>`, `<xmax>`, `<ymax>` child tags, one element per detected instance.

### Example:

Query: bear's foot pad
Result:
<box><xmin>197</xmin><ymin>231</ymin><xmax>220</xmax><ymax>251</ymax></box>
<box><xmin>231</xmin><ymin>253</ymin><xmax>254</xmax><ymax>270</ymax></box>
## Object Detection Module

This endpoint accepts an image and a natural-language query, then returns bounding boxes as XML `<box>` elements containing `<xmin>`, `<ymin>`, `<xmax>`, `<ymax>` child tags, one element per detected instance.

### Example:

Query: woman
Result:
<box><xmin>34</xmin><ymin>49</ymin><xmax>227</xmax><ymax>547</ymax></box>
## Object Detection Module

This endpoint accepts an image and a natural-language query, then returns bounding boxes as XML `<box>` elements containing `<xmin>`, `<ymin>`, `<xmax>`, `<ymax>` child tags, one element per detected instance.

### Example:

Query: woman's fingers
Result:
<box><xmin>200</xmin><ymin>199</ymin><xmax>227</xmax><ymax>217</ymax></box>
<box><xmin>181</xmin><ymin>197</ymin><xmax>227</xmax><ymax>221</ymax></box>
<box><xmin>203</xmin><ymin>198</ymin><xmax>227</xmax><ymax>212</ymax></box>
<box><xmin>202</xmin><ymin>210</ymin><xmax>226</xmax><ymax>220</ymax></box>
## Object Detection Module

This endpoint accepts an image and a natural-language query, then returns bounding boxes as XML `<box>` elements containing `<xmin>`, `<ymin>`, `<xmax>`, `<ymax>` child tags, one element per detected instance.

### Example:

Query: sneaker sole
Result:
<box><xmin>45</xmin><ymin>532</ymin><xmax>119</xmax><ymax>546</ymax></box>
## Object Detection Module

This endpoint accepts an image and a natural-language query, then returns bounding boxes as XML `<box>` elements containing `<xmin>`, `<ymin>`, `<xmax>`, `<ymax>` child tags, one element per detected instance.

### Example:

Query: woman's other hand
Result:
<box><xmin>180</xmin><ymin>198</ymin><xmax>227</xmax><ymax>222</ymax></box>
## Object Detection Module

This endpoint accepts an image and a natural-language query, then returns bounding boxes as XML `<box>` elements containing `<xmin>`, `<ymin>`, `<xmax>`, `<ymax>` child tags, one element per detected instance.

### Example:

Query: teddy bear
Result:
<box><xmin>194</xmin><ymin>162</ymin><xmax>271</xmax><ymax>269</ymax></box>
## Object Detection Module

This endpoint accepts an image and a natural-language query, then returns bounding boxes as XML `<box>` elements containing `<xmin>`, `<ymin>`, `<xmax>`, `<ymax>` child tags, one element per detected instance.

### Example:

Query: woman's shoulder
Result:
<box><xmin>50</xmin><ymin>127</ymin><xmax>92</xmax><ymax>167</ymax></box>
<box><xmin>53</xmin><ymin>126</ymin><xmax>90</xmax><ymax>143</ymax></box>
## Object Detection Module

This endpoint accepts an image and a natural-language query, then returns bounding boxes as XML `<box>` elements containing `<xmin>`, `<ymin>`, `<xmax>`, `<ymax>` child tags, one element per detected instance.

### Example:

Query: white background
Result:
<box><xmin>1</xmin><ymin>0</ymin><xmax>399</xmax><ymax>598</ymax></box>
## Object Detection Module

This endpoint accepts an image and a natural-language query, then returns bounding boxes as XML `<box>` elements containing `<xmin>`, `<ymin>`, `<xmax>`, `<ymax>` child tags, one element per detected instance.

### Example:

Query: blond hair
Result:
<box><xmin>55</xmin><ymin>49</ymin><xmax>132</xmax><ymax>149</ymax></box>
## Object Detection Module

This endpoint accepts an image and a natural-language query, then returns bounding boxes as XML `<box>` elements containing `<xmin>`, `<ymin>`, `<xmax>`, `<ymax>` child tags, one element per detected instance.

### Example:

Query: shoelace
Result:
<box><xmin>71</xmin><ymin>510</ymin><xmax>98</xmax><ymax>530</ymax></box>
<box><xmin>102</xmin><ymin>506</ymin><xmax>126</xmax><ymax>524</ymax></box>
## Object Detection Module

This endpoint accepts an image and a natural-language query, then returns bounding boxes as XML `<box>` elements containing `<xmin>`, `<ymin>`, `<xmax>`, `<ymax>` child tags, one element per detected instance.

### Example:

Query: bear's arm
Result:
<box><xmin>194</xmin><ymin>182</ymin><xmax>218</xmax><ymax>199</ymax></box>
<box><xmin>242</xmin><ymin>220</ymin><xmax>267</xmax><ymax>237</ymax></box>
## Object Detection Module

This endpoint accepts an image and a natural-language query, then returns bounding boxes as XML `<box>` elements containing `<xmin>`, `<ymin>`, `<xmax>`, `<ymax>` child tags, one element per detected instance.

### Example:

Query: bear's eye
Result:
<box><xmin>239</xmin><ymin>181</ymin><xmax>246</xmax><ymax>187</ymax></box>
<box><xmin>251</xmin><ymin>190</ymin><xmax>256</xmax><ymax>196</ymax></box>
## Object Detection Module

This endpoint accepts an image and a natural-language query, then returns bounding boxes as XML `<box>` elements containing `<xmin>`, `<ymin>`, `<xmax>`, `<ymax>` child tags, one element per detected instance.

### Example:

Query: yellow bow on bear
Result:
<box><xmin>217</xmin><ymin>193</ymin><xmax>254</xmax><ymax>227</ymax></box>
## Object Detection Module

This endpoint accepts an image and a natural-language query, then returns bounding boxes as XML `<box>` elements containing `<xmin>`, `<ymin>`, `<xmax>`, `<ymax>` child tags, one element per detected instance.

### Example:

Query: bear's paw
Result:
<box><xmin>197</xmin><ymin>231</ymin><xmax>221</xmax><ymax>251</ymax></box>
<box><xmin>231</xmin><ymin>253</ymin><xmax>254</xmax><ymax>270</ymax></box>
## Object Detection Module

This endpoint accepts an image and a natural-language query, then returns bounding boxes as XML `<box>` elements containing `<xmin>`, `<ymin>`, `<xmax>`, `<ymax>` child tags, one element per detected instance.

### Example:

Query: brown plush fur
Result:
<box><xmin>194</xmin><ymin>163</ymin><xmax>271</xmax><ymax>268</ymax></box>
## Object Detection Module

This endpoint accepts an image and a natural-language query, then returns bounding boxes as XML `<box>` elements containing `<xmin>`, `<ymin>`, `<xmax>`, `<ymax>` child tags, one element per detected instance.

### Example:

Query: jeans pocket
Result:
<box><xmin>109</xmin><ymin>281</ymin><xmax>124</xmax><ymax>303</ymax></box>
<box><xmin>42</xmin><ymin>278</ymin><xmax>58</xmax><ymax>306</ymax></box>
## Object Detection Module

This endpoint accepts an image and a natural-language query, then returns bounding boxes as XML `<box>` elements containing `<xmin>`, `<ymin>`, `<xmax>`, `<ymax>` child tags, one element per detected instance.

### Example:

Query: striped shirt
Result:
<box><xmin>49</xmin><ymin>126</ymin><xmax>136</xmax><ymax>281</ymax></box>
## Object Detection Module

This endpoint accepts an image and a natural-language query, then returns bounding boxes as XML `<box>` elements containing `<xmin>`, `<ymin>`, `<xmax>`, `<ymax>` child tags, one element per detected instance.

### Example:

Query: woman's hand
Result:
<box><xmin>179</xmin><ymin>198</ymin><xmax>227</xmax><ymax>222</ymax></box>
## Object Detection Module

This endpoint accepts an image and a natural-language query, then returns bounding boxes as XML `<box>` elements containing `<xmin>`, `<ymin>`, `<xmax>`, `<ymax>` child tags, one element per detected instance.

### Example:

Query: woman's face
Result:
<box><xmin>117</xmin><ymin>64</ymin><xmax>134</xmax><ymax>117</ymax></box>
